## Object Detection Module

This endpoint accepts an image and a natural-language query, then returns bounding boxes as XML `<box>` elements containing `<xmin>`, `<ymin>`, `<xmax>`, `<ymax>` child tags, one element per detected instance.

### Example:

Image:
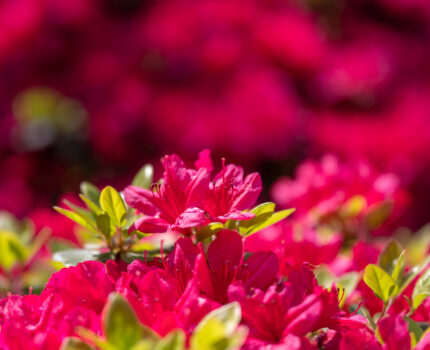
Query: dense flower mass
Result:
<box><xmin>1</xmin><ymin>152</ymin><xmax>430</xmax><ymax>350</ymax></box>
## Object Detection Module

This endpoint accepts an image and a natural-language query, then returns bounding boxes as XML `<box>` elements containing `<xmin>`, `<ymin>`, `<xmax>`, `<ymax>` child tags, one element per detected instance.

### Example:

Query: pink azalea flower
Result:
<box><xmin>228</xmin><ymin>265</ymin><xmax>340</xmax><ymax>347</ymax></box>
<box><xmin>125</xmin><ymin>154</ymin><xmax>210</xmax><ymax>233</ymax></box>
<box><xmin>204</xmin><ymin>157</ymin><xmax>262</xmax><ymax>222</ymax></box>
<box><xmin>378</xmin><ymin>315</ymin><xmax>410</xmax><ymax>350</ymax></box>
<box><xmin>114</xmin><ymin>265</ymin><xmax>218</xmax><ymax>337</ymax></box>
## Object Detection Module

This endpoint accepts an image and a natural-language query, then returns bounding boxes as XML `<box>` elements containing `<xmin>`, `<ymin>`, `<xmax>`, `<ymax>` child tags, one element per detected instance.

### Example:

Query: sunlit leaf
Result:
<box><xmin>378</xmin><ymin>239</ymin><xmax>403</xmax><ymax>274</ymax></box>
<box><xmin>196</xmin><ymin>222</ymin><xmax>224</xmax><ymax>241</ymax></box>
<box><xmin>104</xmin><ymin>293</ymin><xmax>146</xmax><ymax>349</ymax></box>
<box><xmin>191</xmin><ymin>302</ymin><xmax>246</xmax><ymax>350</ymax></box>
<box><xmin>132</xmin><ymin>164</ymin><xmax>154</xmax><ymax>189</ymax></box>
<box><xmin>405</xmin><ymin>316</ymin><xmax>424</xmax><ymax>347</ymax></box>
<box><xmin>54</xmin><ymin>207</ymin><xmax>96</xmax><ymax>232</ymax></box>
<box><xmin>241</xmin><ymin>208</ymin><xmax>295</xmax><ymax>236</ymax></box>
<box><xmin>80</xmin><ymin>182</ymin><xmax>101</xmax><ymax>207</ymax></box>
<box><xmin>363</xmin><ymin>264</ymin><xmax>399</xmax><ymax>301</ymax></box>
<box><xmin>0</xmin><ymin>231</ymin><xmax>28</xmax><ymax>271</ymax></box>
<box><xmin>413</xmin><ymin>267</ymin><xmax>430</xmax><ymax>309</ymax></box>
<box><xmin>155</xmin><ymin>330</ymin><xmax>185</xmax><ymax>350</ymax></box>
<box><xmin>97</xmin><ymin>213</ymin><xmax>111</xmax><ymax>239</ymax></box>
<box><xmin>61</xmin><ymin>337</ymin><xmax>95</xmax><ymax>350</ymax></box>
<box><xmin>100</xmin><ymin>186</ymin><xmax>127</xmax><ymax>227</ymax></box>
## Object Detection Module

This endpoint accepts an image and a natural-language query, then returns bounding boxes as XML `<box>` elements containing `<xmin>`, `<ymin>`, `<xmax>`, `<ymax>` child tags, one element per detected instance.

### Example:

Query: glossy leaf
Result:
<box><xmin>413</xmin><ymin>267</ymin><xmax>430</xmax><ymax>309</ymax></box>
<box><xmin>155</xmin><ymin>331</ymin><xmax>185</xmax><ymax>350</ymax></box>
<box><xmin>61</xmin><ymin>337</ymin><xmax>95</xmax><ymax>350</ymax></box>
<box><xmin>104</xmin><ymin>293</ymin><xmax>145</xmax><ymax>350</ymax></box>
<box><xmin>191</xmin><ymin>302</ymin><xmax>246</xmax><ymax>350</ymax></box>
<box><xmin>80</xmin><ymin>194</ymin><xmax>102</xmax><ymax>215</ymax></box>
<box><xmin>97</xmin><ymin>213</ymin><xmax>111</xmax><ymax>239</ymax></box>
<box><xmin>400</xmin><ymin>256</ymin><xmax>430</xmax><ymax>295</ymax></box>
<box><xmin>54</xmin><ymin>206</ymin><xmax>96</xmax><ymax>232</ymax></box>
<box><xmin>391</xmin><ymin>250</ymin><xmax>406</xmax><ymax>285</ymax></box>
<box><xmin>239</xmin><ymin>202</ymin><xmax>275</xmax><ymax>233</ymax></box>
<box><xmin>241</xmin><ymin>208</ymin><xmax>295</xmax><ymax>236</ymax></box>
<box><xmin>132</xmin><ymin>164</ymin><xmax>154</xmax><ymax>189</ymax></box>
<box><xmin>196</xmin><ymin>222</ymin><xmax>224</xmax><ymax>241</ymax></box>
<box><xmin>363</xmin><ymin>264</ymin><xmax>399</xmax><ymax>301</ymax></box>
<box><xmin>80</xmin><ymin>181</ymin><xmax>101</xmax><ymax>206</ymax></box>
<box><xmin>405</xmin><ymin>316</ymin><xmax>424</xmax><ymax>347</ymax></box>
<box><xmin>0</xmin><ymin>231</ymin><xmax>28</xmax><ymax>271</ymax></box>
<box><xmin>100</xmin><ymin>186</ymin><xmax>127</xmax><ymax>227</ymax></box>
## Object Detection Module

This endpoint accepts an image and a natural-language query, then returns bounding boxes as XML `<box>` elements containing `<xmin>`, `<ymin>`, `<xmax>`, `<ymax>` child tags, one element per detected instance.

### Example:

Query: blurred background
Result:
<box><xmin>1</xmin><ymin>0</ymin><xmax>430</xmax><ymax>230</ymax></box>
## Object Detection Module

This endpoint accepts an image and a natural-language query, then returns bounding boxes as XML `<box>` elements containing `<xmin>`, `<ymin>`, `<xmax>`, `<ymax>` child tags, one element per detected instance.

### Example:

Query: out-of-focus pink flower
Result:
<box><xmin>271</xmin><ymin>154</ymin><xmax>409</xmax><ymax>236</ymax></box>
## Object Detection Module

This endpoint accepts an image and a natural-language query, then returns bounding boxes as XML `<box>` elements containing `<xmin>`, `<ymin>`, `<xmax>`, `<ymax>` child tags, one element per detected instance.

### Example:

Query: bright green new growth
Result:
<box><xmin>363</xmin><ymin>264</ymin><xmax>399</xmax><ymax>302</ymax></box>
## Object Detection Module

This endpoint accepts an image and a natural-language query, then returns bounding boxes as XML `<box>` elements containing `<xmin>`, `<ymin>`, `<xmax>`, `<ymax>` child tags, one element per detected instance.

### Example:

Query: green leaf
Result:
<box><xmin>378</xmin><ymin>239</ymin><xmax>403</xmax><ymax>274</ymax></box>
<box><xmin>104</xmin><ymin>293</ymin><xmax>145</xmax><ymax>350</ymax></box>
<box><xmin>191</xmin><ymin>302</ymin><xmax>246</xmax><ymax>350</ymax></box>
<box><xmin>364</xmin><ymin>201</ymin><xmax>393</xmax><ymax>230</ymax></box>
<box><xmin>340</xmin><ymin>195</ymin><xmax>366</xmax><ymax>218</ymax></box>
<box><xmin>241</xmin><ymin>208</ymin><xmax>295</xmax><ymax>236</ymax></box>
<box><xmin>61</xmin><ymin>337</ymin><xmax>95</xmax><ymax>350</ymax></box>
<box><xmin>155</xmin><ymin>331</ymin><xmax>185</xmax><ymax>350</ymax></box>
<box><xmin>413</xmin><ymin>267</ymin><xmax>430</xmax><ymax>309</ymax></box>
<box><xmin>100</xmin><ymin>186</ymin><xmax>127</xmax><ymax>227</ymax></box>
<box><xmin>132</xmin><ymin>164</ymin><xmax>154</xmax><ymax>189</ymax></box>
<box><xmin>405</xmin><ymin>316</ymin><xmax>424</xmax><ymax>347</ymax></box>
<box><xmin>52</xmin><ymin>249</ymin><xmax>99</xmax><ymax>267</ymax></box>
<box><xmin>80</xmin><ymin>181</ymin><xmax>101</xmax><ymax>206</ymax></box>
<box><xmin>130</xmin><ymin>340</ymin><xmax>159</xmax><ymax>350</ymax></box>
<box><xmin>80</xmin><ymin>195</ymin><xmax>102</xmax><ymax>215</ymax></box>
<box><xmin>378</xmin><ymin>239</ymin><xmax>403</xmax><ymax>272</ymax></box>
<box><xmin>0</xmin><ymin>231</ymin><xmax>28</xmax><ymax>271</ymax></box>
<box><xmin>363</xmin><ymin>264</ymin><xmax>399</xmax><ymax>301</ymax></box>
<box><xmin>400</xmin><ymin>256</ymin><xmax>430</xmax><ymax>295</ymax></box>
<box><xmin>54</xmin><ymin>206</ymin><xmax>96</xmax><ymax>231</ymax></box>
<box><xmin>196</xmin><ymin>222</ymin><xmax>224</xmax><ymax>241</ymax></box>
<box><xmin>97</xmin><ymin>213</ymin><xmax>111</xmax><ymax>239</ymax></box>
<box><xmin>391</xmin><ymin>251</ymin><xmax>406</xmax><ymax>285</ymax></box>
<box><xmin>239</xmin><ymin>202</ymin><xmax>275</xmax><ymax>233</ymax></box>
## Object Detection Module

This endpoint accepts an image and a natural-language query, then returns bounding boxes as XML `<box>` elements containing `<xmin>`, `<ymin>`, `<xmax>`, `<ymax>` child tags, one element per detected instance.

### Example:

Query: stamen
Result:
<box><xmin>350</xmin><ymin>301</ymin><xmax>363</xmax><ymax>316</ymax></box>
<box><xmin>338</xmin><ymin>287</ymin><xmax>345</xmax><ymax>305</ymax></box>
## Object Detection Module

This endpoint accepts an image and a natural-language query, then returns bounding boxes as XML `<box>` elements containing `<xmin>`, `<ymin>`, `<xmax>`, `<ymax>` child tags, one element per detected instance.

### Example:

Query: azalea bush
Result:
<box><xmin>1</xmin><ymin>151</ymin><xmax>430</xmax><ymax>350</ymax></box>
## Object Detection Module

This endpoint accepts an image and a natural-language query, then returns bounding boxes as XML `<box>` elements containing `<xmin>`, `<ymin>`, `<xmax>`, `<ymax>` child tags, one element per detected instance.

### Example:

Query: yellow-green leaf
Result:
<box><xmin>363</xmin><ymin>264</ymin><xmax>399</xmax><ymax>301</ymax></box>
<box><xmin>413</xmin><ymin>267</ymin><xmax>430</xmax><ymax>309</ymax></box>
<box><xmin>100</xmin><ymin>186</ymin><xmax>127</xmax><ymax>227</ymax></box>
<box><xmin>61</xmin><ymin>337</ymin><xmax>95</xmax><ymax>350</ymax></box>
<box><xmin>104</xmin><ymin>293</ymin><xmax>145</xmax><ymax>350</ymax></box>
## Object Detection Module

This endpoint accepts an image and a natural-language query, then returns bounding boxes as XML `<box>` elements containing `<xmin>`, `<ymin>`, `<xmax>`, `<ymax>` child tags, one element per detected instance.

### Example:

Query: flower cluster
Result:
<box><xmin>1</xmin><ymin>152</ymin><xmax>430</xmax><ymax>350</ymax></box>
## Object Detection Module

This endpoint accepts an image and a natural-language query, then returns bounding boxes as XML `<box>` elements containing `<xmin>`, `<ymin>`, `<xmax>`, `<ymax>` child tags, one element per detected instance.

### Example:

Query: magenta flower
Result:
<box><xmin>115</xmin><ymin>264</ymin><xmax>218</xmax><ymax>337</ymax></box>
<box><xmin>0</xmin><ymin>262</ymin><xmax>110</xmax><ymax>349</ymax></box>
<box><xmin>125</xmin><ymin>154</ymin><xmax>210</xmax><ymax>233</ymax></box>
<box><xmin>204</xmin><ymin>158</ymin><xmax>262</xmax><ymax>221</ymax></box>
<box><xmin>197</xmin><ymin>230</ymin><xmax>278</xmax><ymax>303</ymax></box>
<box><xmin>228</xmin><ymin>266</ymin><xmax>340</xmax><ymax>347</ymax></box>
